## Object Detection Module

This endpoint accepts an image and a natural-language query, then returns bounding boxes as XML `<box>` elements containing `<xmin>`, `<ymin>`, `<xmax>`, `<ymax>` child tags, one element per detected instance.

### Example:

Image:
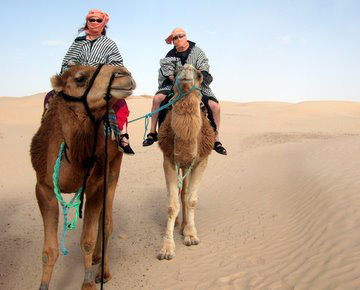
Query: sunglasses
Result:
<box><xmin>89</xmin><ymin>18</ymin><xmax>103</xmax><ymax>23</ymax></box>
<box><xmin>173</xmin><ymin>34</ymin><xmax>185</xmax><ymax>41</ymax></box>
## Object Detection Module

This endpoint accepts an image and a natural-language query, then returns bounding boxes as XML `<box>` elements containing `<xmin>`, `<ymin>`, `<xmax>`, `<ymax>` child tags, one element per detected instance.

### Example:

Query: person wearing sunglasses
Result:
<box><xmin>43</xmin><ymin>9</ymin><xmax>134</xmax><ymax>155</ymax></box>
<box><xmin>142</xmin><ymin>27</ymin><xmax>227</xmax><ymax>155</ymax></box>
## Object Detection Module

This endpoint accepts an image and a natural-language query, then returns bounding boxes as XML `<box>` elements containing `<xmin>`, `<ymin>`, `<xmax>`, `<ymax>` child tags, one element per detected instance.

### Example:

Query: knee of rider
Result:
<box><xmin>209</xmin><ymin>101</ymin><xmax>220</xmax><ymax>113</ymax></box>
<box><xmin>154</xmin><ymin>94</ymin><xmax>165</xmax><ymax>106</ymax></box>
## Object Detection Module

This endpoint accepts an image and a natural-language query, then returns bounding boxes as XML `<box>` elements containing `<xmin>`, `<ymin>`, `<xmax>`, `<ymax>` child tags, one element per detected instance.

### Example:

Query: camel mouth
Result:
<box><xmin>110</xmin><ymin>88</ymin><xmax>134</xmax><ymax>96</ymax></box>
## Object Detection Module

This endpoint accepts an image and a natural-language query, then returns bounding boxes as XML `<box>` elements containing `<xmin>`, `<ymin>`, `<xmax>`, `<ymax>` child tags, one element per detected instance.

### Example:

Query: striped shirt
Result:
<box><xmin>61</xmin><ymin>35</ymin><xmax>123</xmax><ymax>74</ymax></box>
<box><xmin>157</xmin><ymin>41</ymin><xmax>216</xmax><ymax>99</ymax></box>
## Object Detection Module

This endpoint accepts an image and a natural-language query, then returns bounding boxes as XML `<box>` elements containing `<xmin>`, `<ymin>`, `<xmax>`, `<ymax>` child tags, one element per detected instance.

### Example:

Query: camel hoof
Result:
<box><xmin>81</xmin><ymin>281</ymin><xmax>97</xmax><ymax>290</ymax></box>
<box><xmin>39</xmin><ymin>283</ymin><xmax>49</xmax><ymax>290</ymax></box>
<box><xmin>92</xmin><ymin>256</ymin><xmax>101</xmax><ymax>265</ymax></box>
<box><xmin>184</xmin><ymin>235</ymin><xmax>200</xmax><ymax>246</ymax></box>
<box><xmin>157</xmin><ymin>249</ymin><xmax>176</xmax><ymax>260</ymax></box>
<box><xmin>95</xmin><ymin>272</ymin><xmax>111</xmax><ymax>284</ymax></box>
<box><xmin>157</xmin><ymin>239</ymin><xmax>176</xmax><ymax>260</ymax></box>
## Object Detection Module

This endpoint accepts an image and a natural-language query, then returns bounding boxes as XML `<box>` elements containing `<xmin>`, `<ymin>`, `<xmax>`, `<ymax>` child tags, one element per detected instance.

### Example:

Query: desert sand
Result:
<box><xmin>1</xmin><ymin>93</ymin><xmax>360</xmax><ymax>289</ymax></box>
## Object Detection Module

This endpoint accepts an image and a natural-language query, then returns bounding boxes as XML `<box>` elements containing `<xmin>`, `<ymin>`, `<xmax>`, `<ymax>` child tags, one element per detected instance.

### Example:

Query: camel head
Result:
<box><xmin>174</xmin><ymin>64</ymin><xmax>203</xmax><ymax>97</ymax></box>
<box><xmin>51</xmin><ymin>64</ymin><xmax>136</xmax><ymax>110</ymax></box>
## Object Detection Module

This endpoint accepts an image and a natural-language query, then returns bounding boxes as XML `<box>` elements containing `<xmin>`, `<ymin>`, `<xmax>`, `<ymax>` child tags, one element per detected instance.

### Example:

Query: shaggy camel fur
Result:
<box><xmin>30</xmin><ymin>65</ymin><xmax>135</xmax><ymax>290</ymax></box>
<box><xmin>157</xmin><ymin>64</ymin><xmax>215</xmax><ymax>260</ymax></box>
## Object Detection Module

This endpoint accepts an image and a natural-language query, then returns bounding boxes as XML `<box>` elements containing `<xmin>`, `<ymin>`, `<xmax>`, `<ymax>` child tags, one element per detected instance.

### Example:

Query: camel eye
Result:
<box><xmin>74</xmin><ymin>76</ymin><xmax>87</xmax><ymax>83</ymax></box>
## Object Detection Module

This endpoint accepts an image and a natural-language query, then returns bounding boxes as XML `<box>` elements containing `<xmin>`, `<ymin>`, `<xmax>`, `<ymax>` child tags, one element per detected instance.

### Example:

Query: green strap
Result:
<box><xmin>53</xmin><ymin>142</ymin><xmax>82</xmax><ymax>256</ymax></box>
<box><xmin>175</xmin><ymin>158</ymin><xmax>196</xmax><ymax>190</ymax></box>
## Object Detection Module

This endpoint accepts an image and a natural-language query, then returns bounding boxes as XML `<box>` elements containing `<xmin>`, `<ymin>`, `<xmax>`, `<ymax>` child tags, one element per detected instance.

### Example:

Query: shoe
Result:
<box><xmin>214</xmin><ymin>141</ymin><xmax>227</xmax><ymax>155</ymax></box>
<box><xmin>118</xmin><ymin>133</ymin><xmax>135</xmax><ymax>155</ymax></box>
<box><xmin>142</xmin><ymin>132</ymin><xmax>158</xmax><ymax>147</ymax></box>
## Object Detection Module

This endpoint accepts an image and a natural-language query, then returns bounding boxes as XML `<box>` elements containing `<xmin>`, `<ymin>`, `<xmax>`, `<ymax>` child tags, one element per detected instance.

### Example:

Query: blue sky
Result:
<box><xmin>2</xmin><ymin>0</ymin><xmax>360</xmax><ymax>102</ymax></box>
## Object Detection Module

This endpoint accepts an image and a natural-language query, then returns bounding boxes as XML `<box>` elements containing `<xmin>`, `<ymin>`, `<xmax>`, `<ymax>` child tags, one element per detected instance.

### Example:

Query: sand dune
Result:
<box><xmin>0</xmin><ymin>94</ymin><xmax>360</xmax><ymax>289</ymax></box>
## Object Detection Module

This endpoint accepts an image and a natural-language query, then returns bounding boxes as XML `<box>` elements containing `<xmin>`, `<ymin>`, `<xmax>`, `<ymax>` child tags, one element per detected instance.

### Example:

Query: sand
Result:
<box><xmin>0</xmin><ymin>93</ymin><xmax>360</xmax><ymax>289</ymax></box>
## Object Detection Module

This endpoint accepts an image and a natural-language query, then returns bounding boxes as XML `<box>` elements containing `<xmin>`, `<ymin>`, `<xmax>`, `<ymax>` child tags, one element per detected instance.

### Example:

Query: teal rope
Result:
<box><xmin>53</xmin><ymin>142</ymin><xmax>82</xmax><ymax>256</ymax></box>
<box><xmin>175</xmin><ymin>158</ymin><xmax>196</xmax><ymax>190</ymax></box>
<box><xmin>128</xmin><ymin>93</ymin><xmax>177</xmax><ymax>140</ymax></box>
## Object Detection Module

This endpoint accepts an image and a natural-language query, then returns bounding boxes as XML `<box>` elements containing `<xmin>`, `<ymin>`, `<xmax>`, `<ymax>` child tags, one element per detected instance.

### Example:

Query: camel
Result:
<box><xmin>30</xmin><ymin>64</ymin><xmax>136</xmax><ymax>290</ymax></box>
<box><xmin>157</xmin><ymin>64</ymin><xmax>215</xmax><ymax>260</ymax></box>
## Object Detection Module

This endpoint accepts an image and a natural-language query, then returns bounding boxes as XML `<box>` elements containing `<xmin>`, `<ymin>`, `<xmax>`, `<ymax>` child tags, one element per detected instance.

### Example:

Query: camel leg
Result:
<box><xmin>92</xmin><ymin>215</ymin><xmax>102</xmax><ymax>266</ymax></box>
<box><xmin>158</xmin><ymin>157</ymin><xmax>180</xmax><ymax>260</ymax></box>
<box><xmin>80</xmin><ymin>187</ymin><xmax>103</xmax><ymax>290</ymax></box>
<box><xmin>36</xmin><ymin>183</ymin><xmax>59</xmax><ymax>290</ymax></box>
<box><xmin>183</xmin><ymin>158</ymin><xmax>208</xmax><ymax>246</ymax></box>
<box><xmin>175</xmin><ymin>182</ymin><xmax>186</xmax><ymax>229</ymax></box>
<box><xmin>180</xmin><ymin>179</ymin><xmax>187</xmax><ymax>234</ymax></box>
<box><xmin>94</xmin><ymin>158</ymin><xmax>121</xmax><ymax>284</ymax></box>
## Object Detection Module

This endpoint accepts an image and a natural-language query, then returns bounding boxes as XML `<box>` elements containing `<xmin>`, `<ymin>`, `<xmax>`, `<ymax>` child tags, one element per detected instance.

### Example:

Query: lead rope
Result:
<box><xmin>53</xmin><ymin>143</ymin><xmax>83</xmax><ymax>256</ymax></box>
<box><xmin>100</xmin><ymin>72</ymin><xmax>115</xmax><ymax>290</ymax></box>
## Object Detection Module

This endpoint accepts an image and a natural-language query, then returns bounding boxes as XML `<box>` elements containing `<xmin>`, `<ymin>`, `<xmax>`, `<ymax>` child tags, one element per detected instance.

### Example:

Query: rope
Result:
<box><xmin>53</xmin><ymin>142</ymin><xmax>82</xmax><ymax>256</ymax></box>
<box><xmin>99</xmin><ymin>71</ymin><xmax>114</xmax><ymax>290</ymax></box>
<box><xmin>175</xmin><ymin>158</ymin><xmax>196</xmax><ymax>190</ymax></box>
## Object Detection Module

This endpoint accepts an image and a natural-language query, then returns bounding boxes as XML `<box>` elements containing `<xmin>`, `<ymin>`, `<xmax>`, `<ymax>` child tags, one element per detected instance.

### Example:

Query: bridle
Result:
<box><xmin>174</xmin><ymin>67</ymin><xmax>201</xmax><ymax>99</ymax></box>
<box><xmin>57</xmin><ymin>63</ymin><xmax>117</xmax><ymax>217</ymax></box>
<box><xmin>59</xmin><ymin>63</ymin><xmax>114</xmax><ymax>123</ymax></box>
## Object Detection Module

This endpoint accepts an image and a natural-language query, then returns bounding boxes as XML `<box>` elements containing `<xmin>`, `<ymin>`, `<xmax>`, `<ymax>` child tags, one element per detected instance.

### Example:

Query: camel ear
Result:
<box><xmin>50</xmin><ymin>74</ymin><xmax>64</xmax><ymax>93</ymax></box>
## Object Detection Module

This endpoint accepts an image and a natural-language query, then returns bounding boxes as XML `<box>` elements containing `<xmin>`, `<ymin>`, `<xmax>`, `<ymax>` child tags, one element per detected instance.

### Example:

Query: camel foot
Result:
<box><xmin>95</xmin><ymin>271</ymin><xmax>111</xmax><ymax>284</ymax></box>
<box><xmin>184</xmin><ymin>235</ymin><xmax>200</xmax><ymax>246</ymax></box>
<box><xmin>157</xmin><ymin>239</ymin><xmax>175</xmax><ymax>260</ymax></box>
<box><xmin>39</xmin><ymin>283</ymin><xmax>49</xmax><ymax>290</ymax></box>
<box><xmin>92</xmin><ymin>255</ymin><xmax>101</xmax><ymax>265</ymax></box>
<box><xmin>81</xmin><ymin>281</ymin><xmax>97</xmax><ymax>290</ymax></box>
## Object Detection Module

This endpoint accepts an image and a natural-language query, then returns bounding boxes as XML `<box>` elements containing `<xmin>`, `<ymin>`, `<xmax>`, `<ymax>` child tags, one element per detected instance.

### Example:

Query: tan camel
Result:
<box><xmin>157</xmin><ymin>64</ymin><xmax>215</xmax><ymax>260</ymax></box>
<box><xmin>30</xmin><ymin>64</ymin><xmax>135</xmax><ymax>290</ymax></box>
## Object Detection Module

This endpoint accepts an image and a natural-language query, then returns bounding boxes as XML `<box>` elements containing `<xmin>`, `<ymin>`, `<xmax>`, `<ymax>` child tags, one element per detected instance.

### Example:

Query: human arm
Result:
<box><xmin>195</xmin><ymin>47</ymin><xmax>213</xmax><ymax>85</ymax></box>
<box><xmin>60</xmin><ymin>40</ymin><xmax>83</xmax><ymax>74</ymax></box>
<box><xmin>106</xmin><ymin>39</ymin><xmax>124</xmax><ymax>66</ymax></box>
<box><xmin>158</xmin><ymin>57</ymin><xmax>181</xmax><ymax>88</ymax></box>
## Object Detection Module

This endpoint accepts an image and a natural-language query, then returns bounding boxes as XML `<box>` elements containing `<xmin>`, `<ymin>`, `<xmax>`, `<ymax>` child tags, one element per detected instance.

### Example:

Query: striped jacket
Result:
<box><xmin>157</xmin><ymin>41</ymin><xmax>216</xmax><ymax>99</ymax></box>
<box><xmin>61</xmin><ymin>35</ymin><xmax>123</xmax><ymax>74</ymax></box>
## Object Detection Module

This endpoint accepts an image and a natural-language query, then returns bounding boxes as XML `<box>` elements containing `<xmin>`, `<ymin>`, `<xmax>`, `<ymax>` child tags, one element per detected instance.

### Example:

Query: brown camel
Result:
<box><xmin>30</xmin><ymin>64</ymin><xmax>136</xmax><ymax>290</ymax></box>
<box><xmin>157</xmin><ymin>64</ymin><xmax>215</xmax><ymax>260</ymax></box>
